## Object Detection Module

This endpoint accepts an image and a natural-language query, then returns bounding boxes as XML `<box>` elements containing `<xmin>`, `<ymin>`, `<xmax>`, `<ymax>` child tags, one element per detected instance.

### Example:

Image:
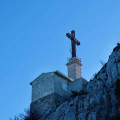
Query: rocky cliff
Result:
<box><xmin>40</xmin><ymin>44</ymin><xmax>120</xmax><ymax>120</ymax></box>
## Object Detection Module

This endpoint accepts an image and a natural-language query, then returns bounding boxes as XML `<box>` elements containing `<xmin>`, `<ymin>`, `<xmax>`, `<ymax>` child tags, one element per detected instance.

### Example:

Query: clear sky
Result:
<box><xmin>0</xmin><ymin>0</ymin><xmax>120</xmax><ymax>119</ymax></box>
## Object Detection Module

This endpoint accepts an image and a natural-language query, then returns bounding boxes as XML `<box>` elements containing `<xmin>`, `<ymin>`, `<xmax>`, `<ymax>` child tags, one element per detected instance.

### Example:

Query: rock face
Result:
<box><xmin>39</xmin><ymin>44</ymin><xmax>120</xmax><ymax>120</ymax></box>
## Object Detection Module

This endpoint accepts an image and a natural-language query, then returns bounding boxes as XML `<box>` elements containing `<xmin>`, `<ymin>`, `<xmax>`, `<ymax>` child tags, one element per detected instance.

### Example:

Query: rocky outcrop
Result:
<box><xmin>39</xmin><ymin>44</ymin><xmax>120</xmax><ymax>120</ymax></box>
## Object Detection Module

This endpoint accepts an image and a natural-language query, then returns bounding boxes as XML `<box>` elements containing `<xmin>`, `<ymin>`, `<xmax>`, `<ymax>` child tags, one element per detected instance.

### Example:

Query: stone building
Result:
<box><xmin>30</xmin><ymin>57</ymin><xmax>88</xmax><ymax>115</ymax></box>
<box><xmin>30</xmin><ymin>30</ymin><xmax>88</xmax><ymax>117</ymax></box>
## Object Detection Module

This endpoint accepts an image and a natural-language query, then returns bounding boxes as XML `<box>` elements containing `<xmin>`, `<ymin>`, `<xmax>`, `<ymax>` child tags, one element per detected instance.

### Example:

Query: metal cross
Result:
<box><xmin>66</xmin><ymin>30</ymin><xmax>80</xmax><ymax>57</ymax></box>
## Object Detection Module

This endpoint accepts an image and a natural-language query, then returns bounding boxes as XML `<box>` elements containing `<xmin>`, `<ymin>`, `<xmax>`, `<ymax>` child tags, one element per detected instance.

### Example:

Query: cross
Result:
<box><xmin>66</xmin><ymin>30</ymin><xmax>80</xmax><ymax>57</ymax></box>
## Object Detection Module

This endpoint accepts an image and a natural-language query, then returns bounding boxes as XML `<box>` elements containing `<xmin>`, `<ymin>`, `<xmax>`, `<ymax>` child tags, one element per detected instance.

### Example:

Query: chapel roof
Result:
<box><xmin>30</xmin><ymin>70</ymin><xmax>73</xmax><ymax>85</ymax></box>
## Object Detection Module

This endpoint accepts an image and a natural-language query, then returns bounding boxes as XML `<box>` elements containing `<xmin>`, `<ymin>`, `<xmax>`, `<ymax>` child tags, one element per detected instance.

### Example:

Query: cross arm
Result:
<box><xmin>75</xmin><ymin>39</ymin><xmax>80</xmax><ymax>45</ymax></box>
<box><xmin>66</xmin><ymin>33</ymin><xmax>80</xmax><ymax>45</ymax></box>
<box><xmin>66</xmin><ymin>33</ymin><xmax>72</xmax><ymax>40</ymax></box>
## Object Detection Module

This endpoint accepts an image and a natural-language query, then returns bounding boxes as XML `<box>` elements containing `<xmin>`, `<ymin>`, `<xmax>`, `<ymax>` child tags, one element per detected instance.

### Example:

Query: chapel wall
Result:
<box><xmin>54</xmin><ymin>74</ymin><xmax>71</xmax><ymax>98</ymax></box>
<box><xmin>69</xmin><ymin>78</ymin><xmax>88</xmax><ymax>92</ymax></box>
<box><xmin>32</xmin><ymin>73</ymin><xmax>55</xmax><ymax>102</ymax></box>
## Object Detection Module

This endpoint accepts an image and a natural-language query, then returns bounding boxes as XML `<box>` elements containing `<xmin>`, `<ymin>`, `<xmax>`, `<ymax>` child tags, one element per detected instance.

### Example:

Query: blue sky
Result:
<box><xmin>0</xmin><ymin>0</ymin><xmax>120</xmax><ymax>119</ymax></box>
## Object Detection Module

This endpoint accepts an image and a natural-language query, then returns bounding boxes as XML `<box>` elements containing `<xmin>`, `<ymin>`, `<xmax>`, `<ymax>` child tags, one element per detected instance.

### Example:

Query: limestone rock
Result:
<box><xmin>38</xmin><ymin>44</ymin><xmax>120</xmax><ymax>120</ymax></box>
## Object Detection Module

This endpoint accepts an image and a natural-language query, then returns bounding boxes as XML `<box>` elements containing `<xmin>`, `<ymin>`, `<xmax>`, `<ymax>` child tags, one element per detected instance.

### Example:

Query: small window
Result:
<box><xmin>62</xmin><ymin>83</ymin><xmax>68</xmax><ymax>91</ymax></box>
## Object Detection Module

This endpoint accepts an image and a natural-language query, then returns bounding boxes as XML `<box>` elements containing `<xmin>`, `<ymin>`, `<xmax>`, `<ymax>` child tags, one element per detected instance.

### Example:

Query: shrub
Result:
<box><xmin>113</xmin><ymin>43</ymin><xmax>120</xmax><ymax>52</ymax></box>
<box><xmin>111</xmin><ymin>114</ymin><xmax>120</xmax><ymax>120</ymax></box>
<box><xmin>116</xmin><ymin>99</ymin><xmax>120</xmax><ymax>109</ymax></box>
<box><xmin>115</xmin><ymin>78</ymin><xmax>120</xmax><ymax>99</ymax></box>
<box><xmin>71</xmin><ymin>89</ymin><xmax>88</xmax><ymax>98</ymax></box>
<box><xmin>100</xmin><ymin>60</ymin><xmax>105</xmax><ymax>66</ymax></box>
<box><xmin>10</xmin><ymin>116</ymin><xmax>19</xmax><ymax>120</ymax></box>
<box><xmin>10</xmin><ymin>109</ymin><xmax>39</xmax><ymax>120</ymax></box>
<box><xmin>78</xmin><ymin>89</ymin><xmax>88</xmax><ymax>96</ymax></box>
<box><xmin>97</xmin><ymin>78</ymin><xmax>102</xmax><ymax>81</ymax></box>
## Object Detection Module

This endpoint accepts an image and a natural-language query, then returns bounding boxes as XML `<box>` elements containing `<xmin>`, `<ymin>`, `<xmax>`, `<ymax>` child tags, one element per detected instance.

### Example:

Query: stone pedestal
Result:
<box><xmin>66</xmin><ymin>57</ymin><xmax>82</xmax><ymax>80</ymax></box>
